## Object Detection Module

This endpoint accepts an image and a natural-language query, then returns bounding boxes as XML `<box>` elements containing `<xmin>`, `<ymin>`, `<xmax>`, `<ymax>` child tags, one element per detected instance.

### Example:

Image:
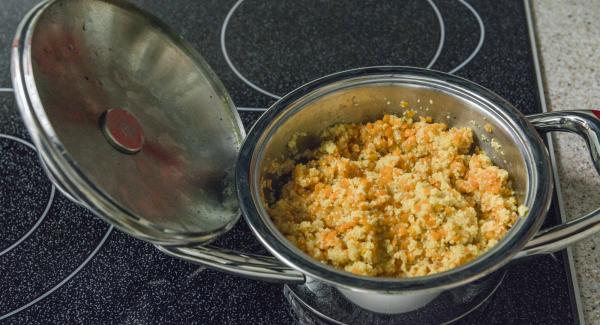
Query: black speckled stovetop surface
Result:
<box><xmin>0</xmin><ymin>0</ymin><xmax>579</xmax><ymax>324</ymax></box>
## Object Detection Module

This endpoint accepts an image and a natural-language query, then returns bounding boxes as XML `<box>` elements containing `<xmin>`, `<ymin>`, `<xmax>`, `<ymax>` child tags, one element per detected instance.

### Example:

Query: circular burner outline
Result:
<box><xmin>0</xmin><ymin>134</ymin><xmax>56</xmax><ymax>257</ymax></box>
<box><xmin>221</xmin><ymin>0</ymin><xmax>446</xmax><ymax>100</ymax></box>
<box><xmin>448</xmin><ymin>0</ymin><xmax>485</xmax><ymax>74</ymax></box>
<box><xmin>0</xmin><ymin>133</ymin><xmax>113</xmax><ymax>320</ymax></box>
<box><xmin>0</xmin><ymin>226</ymin><xmax>113</xmax><ymax>320</ymax></box>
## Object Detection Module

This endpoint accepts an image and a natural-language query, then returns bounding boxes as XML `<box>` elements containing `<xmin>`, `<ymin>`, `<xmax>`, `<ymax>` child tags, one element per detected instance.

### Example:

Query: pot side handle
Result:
<box><xmin>155</xmin><ymin>244</ymin><xmax>306</xmax><ymax>283</ymax></box>
<box><xmin>515</xmin><ymin>110</ymin><xmax>600</xmax><ymax>259</ymax></box>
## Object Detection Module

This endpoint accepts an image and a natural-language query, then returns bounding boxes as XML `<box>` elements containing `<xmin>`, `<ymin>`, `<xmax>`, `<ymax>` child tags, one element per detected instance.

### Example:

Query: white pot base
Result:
<box><xmin>337</xmin><ymin>287</ymin><xmax>440</xmax><ymax>314</ymax></box>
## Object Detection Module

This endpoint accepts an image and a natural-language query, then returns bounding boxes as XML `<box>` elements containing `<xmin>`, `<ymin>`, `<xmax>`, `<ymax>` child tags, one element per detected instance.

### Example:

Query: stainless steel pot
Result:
<box><xmin>163</xmin><ymin>67</ymin><xmax>600</xmax><ymax>313</ymax></box>
<box><xmin>10</xmin><ymin>0</ymin><xmax>600</xmax><ymax>317</ymax></box>
<box><xmin>236</xmin><ymin>66</ymin><xmax>600</xmax><ymax>289</ymax></box>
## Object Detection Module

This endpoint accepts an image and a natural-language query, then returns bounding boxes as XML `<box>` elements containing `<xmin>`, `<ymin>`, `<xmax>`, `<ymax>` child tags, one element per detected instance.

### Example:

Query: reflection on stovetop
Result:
<box><xmin>0</xmin><ymin>0</ymin><xmax>577</xmax><ymax>323</ymax></box>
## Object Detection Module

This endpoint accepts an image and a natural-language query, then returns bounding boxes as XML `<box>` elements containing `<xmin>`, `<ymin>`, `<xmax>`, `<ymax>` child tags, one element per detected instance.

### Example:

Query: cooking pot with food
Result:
<box><xmin>10</xmin><ymin>0</ymin><xmax>600</xmax><ymax>322</ymax></box>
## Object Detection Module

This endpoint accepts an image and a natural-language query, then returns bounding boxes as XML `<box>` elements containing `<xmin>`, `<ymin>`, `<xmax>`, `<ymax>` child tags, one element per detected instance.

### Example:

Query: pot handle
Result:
<box><xmin>155</xmin><ymin>244</ymin><xmax>306</xmax><ymax>283</ymax></box>
<box><xmin>515</xmin><ymin>110</ymin><xmax>600</xmax><ymax>259</ymax></box>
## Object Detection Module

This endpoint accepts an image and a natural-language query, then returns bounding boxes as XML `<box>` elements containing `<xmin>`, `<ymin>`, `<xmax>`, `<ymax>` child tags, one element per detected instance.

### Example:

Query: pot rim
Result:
<box><xmin>236</xmin><ymin>66</ymin><xmax>553</xmax><ymax>292</ymax></box>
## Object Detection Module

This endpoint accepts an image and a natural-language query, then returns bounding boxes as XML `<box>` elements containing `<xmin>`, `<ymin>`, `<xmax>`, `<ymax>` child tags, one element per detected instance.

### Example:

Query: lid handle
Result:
<box><xmin>155</xmin><ymin>245</ymin><xmax>306</xmax><ymax>283</ymax></box>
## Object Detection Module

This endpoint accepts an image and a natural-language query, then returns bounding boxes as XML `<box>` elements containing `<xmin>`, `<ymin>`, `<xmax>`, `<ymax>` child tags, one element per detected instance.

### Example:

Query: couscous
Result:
<box><xmin>266</xmin><ymin>112</ymin><xmax>525</xmax><ymax>278</ymax></box>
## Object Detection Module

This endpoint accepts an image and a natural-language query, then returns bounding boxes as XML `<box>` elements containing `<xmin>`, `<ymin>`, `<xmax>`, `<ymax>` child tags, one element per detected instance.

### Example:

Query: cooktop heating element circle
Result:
<box><xmin>222</xmin><ymin>0</ymin><xmax>486</xmax><ymax>110</ymax></box>
<box><xmin>0</xmin><ymin>134</ymin><xmax>55</xmax><ymax>256</ymax></box>
<box><xmin>0</xmin><ymin>134</ymin><xmax>113</xmax><ymax>321</ymax></box>
<box><xmin>221</xmin><ymin>0</ymin><xmax>446</xmax><ymax>100</ymax></box>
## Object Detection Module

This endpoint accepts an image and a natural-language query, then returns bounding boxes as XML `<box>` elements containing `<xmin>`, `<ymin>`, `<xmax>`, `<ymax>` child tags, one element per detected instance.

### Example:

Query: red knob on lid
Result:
<box><xmin>101</xmin><ymin>108</ymin><xmax>145</xmax><ymax>154</ymax></box>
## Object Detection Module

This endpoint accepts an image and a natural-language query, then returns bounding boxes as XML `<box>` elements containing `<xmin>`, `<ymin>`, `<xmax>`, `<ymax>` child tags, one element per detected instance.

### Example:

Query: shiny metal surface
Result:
<box><xmin>237</xmin><ymin>67</ymin><xmax>553</xmax><ymax>292</ymax></box>
<box><xmin>515</xmin><ymin>110</ymin><xmax>600</xmax><ymax>258</ymax></box>
<box><xmin>156</xmin><ymin>245</ymin><xmax>305</xmax><ymax>283</ymax></box>
<box><xmin>11</xmin><ymin>0</ymin><xmax>245</xmax><ymax>245</ymax></box>
<box><xmin>528</xmin><ymin>110</ymin><xmax>600</xmax><ymax>174</ymax></box>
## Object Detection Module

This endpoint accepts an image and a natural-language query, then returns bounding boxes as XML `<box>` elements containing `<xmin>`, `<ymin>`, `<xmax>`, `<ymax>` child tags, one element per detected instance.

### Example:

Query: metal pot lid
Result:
<box><xmin>11</xmin><ymin>0</ymin><xmax>245</xmax><ymax>246</ymax></box>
